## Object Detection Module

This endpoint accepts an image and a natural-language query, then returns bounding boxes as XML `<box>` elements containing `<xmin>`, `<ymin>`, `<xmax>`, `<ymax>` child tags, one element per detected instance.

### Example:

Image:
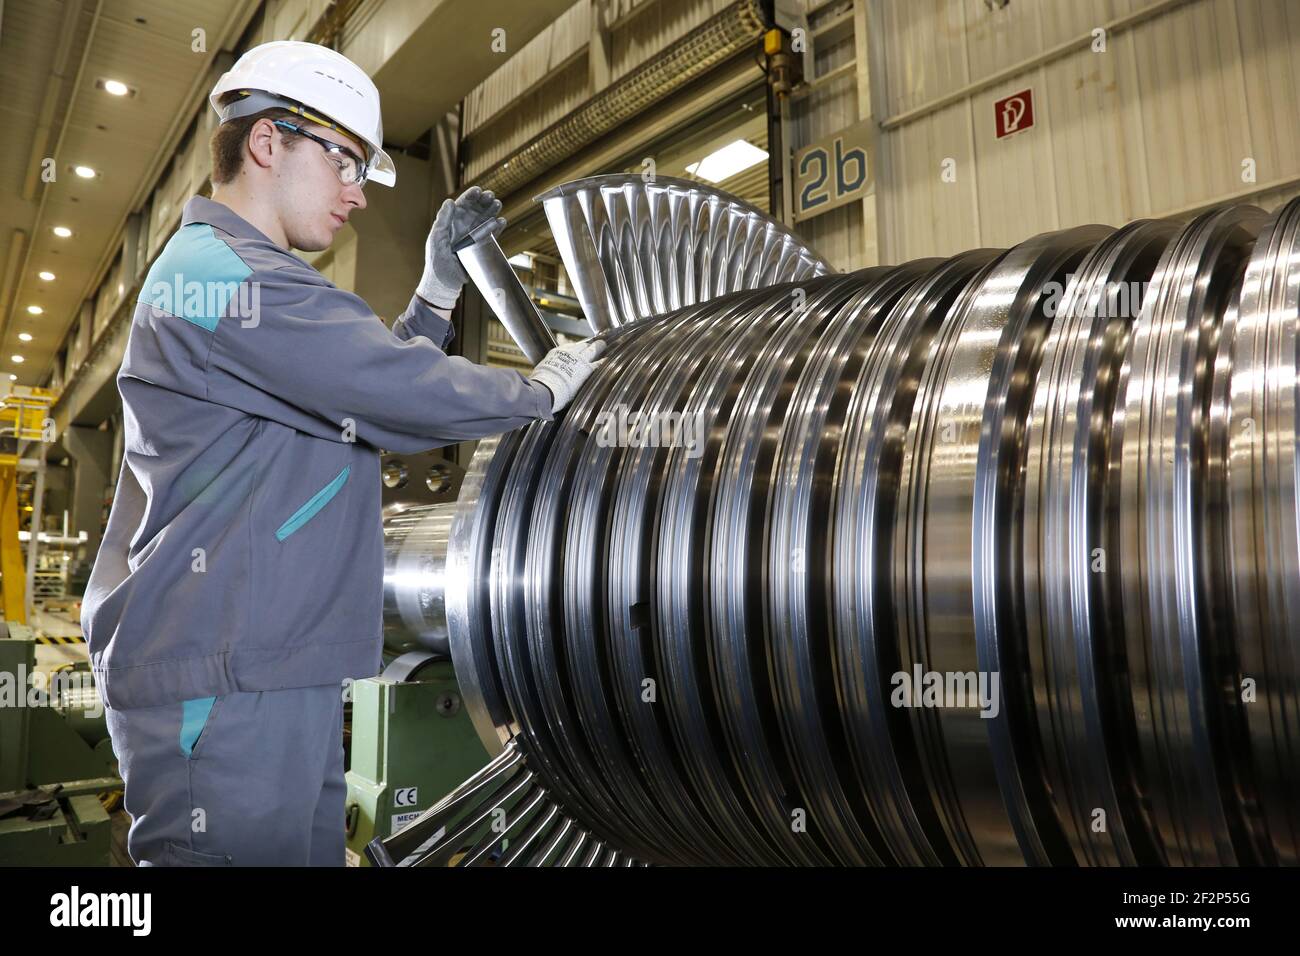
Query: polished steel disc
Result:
<box><xmin>375</xmin><ymin>190</ymin><xmax>1300</xmax><ymax>868</ymax></box>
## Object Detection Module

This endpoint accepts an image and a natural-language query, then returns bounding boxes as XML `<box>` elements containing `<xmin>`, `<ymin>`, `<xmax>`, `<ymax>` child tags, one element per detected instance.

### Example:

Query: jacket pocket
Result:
<box><xmin>179</xmin><ymin>695</ymin><xmax>221</xmax><ymax>759</ymax></box>
<box><xmin>275</xmin><ymin>465</ymin><xmax>350</xmax><ymax>541</ymax></box>
<box><xmin>163</xmin><ymin>840</ymin><xmax>232</xmax><ymax>866</ymax></box>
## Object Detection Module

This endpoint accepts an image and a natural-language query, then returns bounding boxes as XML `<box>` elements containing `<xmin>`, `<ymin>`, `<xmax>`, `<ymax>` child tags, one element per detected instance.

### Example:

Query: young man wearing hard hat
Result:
<box><xmin>82</xmin><ymin>41</ymin><xmax>604</xmax><ymax>866</ymax></box>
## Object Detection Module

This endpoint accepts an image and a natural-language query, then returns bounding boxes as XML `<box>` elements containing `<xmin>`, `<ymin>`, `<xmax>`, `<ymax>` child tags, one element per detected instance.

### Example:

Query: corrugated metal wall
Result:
<box><xmin>870</xmin><ymin>0</ymin><xmax>1300</xmax><ymax>261</ymax></box>
<box><xmin>461</xmin><ymin>1</ymin><xmax>592</xmax><ymax>183</ymax></box>
<box><xmin>779</xmin><ymin>0</ymin><xmax>1300</xmax><ymax>269</ymax></box>
<box><xmin>603</xmin><ymin>0</ymin><xmax>740</xmax><ymax>81</ymax></box>
<box><xmin>784</xmin><ymin>0</ymin><xmax>874</xmax><ymax>271</ymax></box>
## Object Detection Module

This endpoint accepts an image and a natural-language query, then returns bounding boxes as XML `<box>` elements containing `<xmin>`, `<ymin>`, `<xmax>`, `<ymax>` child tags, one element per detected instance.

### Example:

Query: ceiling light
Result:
<box><xmin>11</xmin><ymin>356</ymin><xmax>23</xmax><ymax>364</ymax></box>
<box><xmin>52</xmin><ymin>226</ymin><xmax>72</xmax><ymax>238</ymax></box>
<box><xmin>103</xmin><ymin>79</ymin><xmax>130</xmax><ymax>96</ymax></box>
<box><xmin>74</xmin><ymin>165</ymin><xmax>96</xmax><ymax>179</ymax></box>
<box><xmin>686</xmin><ymin>140</ymin><xmax>769</xmax><ymax>183</ymax></box>
<box><xmin>26</xmin><ymin>305</ymin><xmax>42</xmax><ymax>315</ymax></box>
<box><xmin>18</xmin><ymin>333</ymin><xmax>32</xmax><ymax>342</ymax></box>
<box><xmin>38</xmin><ymin>271</ymin><xmax>55</xmax><ymax>281</ymax></box>
<box><xmin>7</xmin><ymin>374</ymin><xmax>14</xmax><ymax>382</ymax></box>
<box><xmin>508</xmin><ymin>253</ymin><xmax>532</xmax><ymax>268</ymax></box>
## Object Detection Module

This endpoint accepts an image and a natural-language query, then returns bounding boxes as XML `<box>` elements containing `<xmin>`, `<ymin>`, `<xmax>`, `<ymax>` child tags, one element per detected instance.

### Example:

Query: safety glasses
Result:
<box><xmin>271</xmin><ymin>119</ymin><xmax>370</xmax><ymax>187</ymax></box>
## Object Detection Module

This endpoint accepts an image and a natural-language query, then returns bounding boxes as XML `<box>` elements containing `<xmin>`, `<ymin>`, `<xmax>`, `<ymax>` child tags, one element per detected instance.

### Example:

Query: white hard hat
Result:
<box><xmin>209</xmin><ymin>40</ymin><xmax>395</xmax><ymax>187</ymax></box>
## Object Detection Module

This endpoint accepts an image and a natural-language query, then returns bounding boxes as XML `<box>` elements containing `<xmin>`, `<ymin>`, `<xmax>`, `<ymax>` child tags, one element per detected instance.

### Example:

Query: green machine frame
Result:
<box><xmin>344</xmin><ymin>657</ymin><xmax>490</xmax><ymax>865</ymax></box>
<box><xmin>0</xmin><ymin>623</ymin><xmax>120</xmax><ymax>865</ymax></box>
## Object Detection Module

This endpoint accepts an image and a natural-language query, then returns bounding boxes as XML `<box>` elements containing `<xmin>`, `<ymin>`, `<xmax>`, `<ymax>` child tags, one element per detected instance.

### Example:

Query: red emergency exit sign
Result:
<box><xmin>994</xmin><ymin>89</ymin><xmax>1035</xmax><ymax>138</ymax></box>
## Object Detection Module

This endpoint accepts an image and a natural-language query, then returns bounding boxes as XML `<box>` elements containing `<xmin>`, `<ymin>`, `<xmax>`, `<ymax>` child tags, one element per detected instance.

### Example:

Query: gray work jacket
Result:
<box><xmin>82</xmin><ymin>195</ymin><xmax>551</xmax><ymax>708</ymax></box>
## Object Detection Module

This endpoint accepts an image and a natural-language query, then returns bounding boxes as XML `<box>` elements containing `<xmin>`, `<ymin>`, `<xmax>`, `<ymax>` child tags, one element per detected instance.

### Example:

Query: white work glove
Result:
<box><xmin>417</xmin><ymin>186</ymin><xmax>505</xmax><ymax>308</ymax></box>
<box><xmin>528</xmin><ymin>338</ymin><xmax>608</xmax><ymax>414</ymax></box>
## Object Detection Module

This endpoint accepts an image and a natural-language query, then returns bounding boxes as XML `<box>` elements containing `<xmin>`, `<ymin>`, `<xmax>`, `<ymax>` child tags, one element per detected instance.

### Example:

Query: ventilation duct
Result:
<box><xmin>469</xmin><ymin>0</ymin><xmax>766</xmax><ymax>200</ymax></box>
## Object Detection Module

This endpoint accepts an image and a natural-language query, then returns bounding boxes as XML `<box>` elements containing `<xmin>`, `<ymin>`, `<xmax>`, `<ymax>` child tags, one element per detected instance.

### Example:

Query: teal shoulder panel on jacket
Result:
<box><xmin>139</xmin><ymin>223</ymin><xmax>253</xmax><ymax>332</ymax></box>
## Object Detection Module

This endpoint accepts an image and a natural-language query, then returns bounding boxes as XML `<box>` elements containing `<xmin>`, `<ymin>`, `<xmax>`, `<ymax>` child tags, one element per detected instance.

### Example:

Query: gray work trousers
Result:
<box><xmin>103</xmin><ymin>682</ymin><xmax>346</xmax><ymax>866</ymax></box>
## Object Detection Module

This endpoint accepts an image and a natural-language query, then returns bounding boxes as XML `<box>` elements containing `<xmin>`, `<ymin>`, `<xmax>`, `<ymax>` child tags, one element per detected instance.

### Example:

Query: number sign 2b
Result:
<box><xmin>792</xmin><ymin>118</ymin><xmax>875</xmax><ymax>223</ymax></box>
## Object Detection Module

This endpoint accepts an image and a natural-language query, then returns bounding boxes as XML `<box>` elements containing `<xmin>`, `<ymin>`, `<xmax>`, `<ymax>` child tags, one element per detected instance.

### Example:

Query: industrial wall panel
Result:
<box><xmin>874</xmin><ymin>0</ymin><xmax>1153</xmax><ymax>117</ymax></box>
<box><xmin>461</xmin><ymin>0</ymin><xmax>751</xmax><ymax>184</ymax></box>
<box><xmin>266</xmin><ymin>0</ymin><xmax>330</xmax><ymax>42</ymax></box>
<box><xmin>788</xmin><ymin>68</ymin><xmax>858</xmax><ymax>150</ymax></box>
<box><xmin>92</xmin><ymin>257</ymin><xmax>122</xmax><ymax>344</ymax></box>
<box><xmin>801</xmin><ymin>197</ymin><xmax>862</xmax><ymax>274</ymax></box>
<box><xmin>959</xmin><ymin>0</ymin><xmax>1111</xmax><ymax>86</ymax></box>
<box><xmin>172</xmin><ymin>128</ymin><xmax>200</xmax><ymax>212</ymax></box>
<box><xmin>787</xmin><ymin>74</ymin><xmax>863</xmax><ymax>269</ymax></box>
<box><xmin>63</xmin><ymin>327</ymin><xmax>78</xmax><ymax>384</ymax></box>
<box><xmin>462</xmin><ymin>0</ymin><xmax>591</xmax><ymax>136</ymax></box>
<box><xmin>462</xmin><ymin>57</ymin><xmax>592</xmax><ymax>184</ymax></box>
<box><xmin>968</xmin><ymin>71</ymin><xmax>1061</xmax><ymax>249</ymax></box>
<box><xmin>876</xmin><ymin>0</ymin><xmax>1300</xmax><ymax>262</ymax></box>
<box><xmin>880</xmin><ymin>103</ymin><xmax>980</xmax><ymax>260</ymax></box>
<box><xmin>147</xmin><ymin>166</ymin><xmax>181</xmax><ymax>263</ymax></box>
<box><xmin>873</xmin><ymin>0</ymin><xmax>974</xmax><ymax>117</ymax></box>
<box><xmin>1235</xmin><ymin>0</ymin><xmax>1300</xmax><ymax>197</ymax></box>
<box><xmin>77</xmin><ymin>303</ymin><xmax>92</xmax><ymax>366</ymax></box>
<box><xmin>606</xmin><ymin>0</ymin><xmax>736</xmax><ymax>84</ymax></box>
<box><xmin>1038</xmin><ymin>45</ymin><xmax>1130</xmax><ymax>231</ymax></box>
<box><xmin>1130</xmin><ymin>0</ymin><xmax>1251</xmax><ymax>216</ymax></box>
<box><xmin>778</xmin><ymin>0</ymin><xmax>875</xmax><ymax>269</ymax></box>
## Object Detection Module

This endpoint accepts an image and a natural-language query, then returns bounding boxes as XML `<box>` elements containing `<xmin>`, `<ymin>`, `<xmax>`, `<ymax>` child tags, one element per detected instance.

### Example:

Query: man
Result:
<box><xmin>82</xmin><ymin>40</ymin><xmax>604</xmax><ymax>866</ymax></box>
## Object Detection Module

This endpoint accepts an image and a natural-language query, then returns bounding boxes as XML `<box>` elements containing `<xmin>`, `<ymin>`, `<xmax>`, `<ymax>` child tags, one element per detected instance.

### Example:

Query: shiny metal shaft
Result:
<box><xmin>382</xmin><ymin>502</ymin><xmax>456</xmax><ymax>657</ymax></box>
<box><xmin>455</xmin><ymin>228</ymin><xmax>558</xmax><ymax>365</ymax></box>
<box><xmin>416</xmin><ymin>198</ymin><xmax>1300</xmax><ymax>867</ymax></box>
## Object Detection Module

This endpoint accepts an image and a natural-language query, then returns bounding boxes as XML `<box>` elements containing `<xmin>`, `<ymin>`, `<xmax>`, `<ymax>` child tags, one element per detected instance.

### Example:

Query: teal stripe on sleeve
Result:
<box><xmin>275</xmin><ymin>466</ymin><xmax>350</xmax><ymax>541</ymax></box>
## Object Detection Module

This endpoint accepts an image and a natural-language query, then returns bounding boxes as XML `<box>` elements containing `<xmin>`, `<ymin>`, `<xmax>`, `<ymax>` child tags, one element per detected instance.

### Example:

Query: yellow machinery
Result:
<box><xmin>0</xmin><ymin>386</ymin><xmax>58</xmax><ymax>625</ymax></box>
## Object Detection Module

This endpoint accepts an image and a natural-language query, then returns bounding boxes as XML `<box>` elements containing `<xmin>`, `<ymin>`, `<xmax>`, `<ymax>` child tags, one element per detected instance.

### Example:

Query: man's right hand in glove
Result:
<box><xmin>528</xmin><ymin>338</ymin><xmax>607</xmax><ymax>414</ymax></box>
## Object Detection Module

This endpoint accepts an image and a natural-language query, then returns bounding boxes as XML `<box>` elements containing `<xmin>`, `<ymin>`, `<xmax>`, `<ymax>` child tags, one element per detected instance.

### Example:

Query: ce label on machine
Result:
<box><xmin>394</xmin><ymin>787</ymin><xmax>419</xmax><ymax>807</ymax></box>
<box><xmin>793</xmin><ymin>118</ymin><xmax>875</xmax><ymax>222</ymax></box>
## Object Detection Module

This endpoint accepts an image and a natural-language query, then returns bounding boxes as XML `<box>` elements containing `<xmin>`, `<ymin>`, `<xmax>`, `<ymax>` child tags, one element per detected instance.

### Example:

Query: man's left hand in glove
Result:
<box><xmin>417</xmin><ymin>185</ymin><xmax>505</xmax><ymax>309</ymax></box>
